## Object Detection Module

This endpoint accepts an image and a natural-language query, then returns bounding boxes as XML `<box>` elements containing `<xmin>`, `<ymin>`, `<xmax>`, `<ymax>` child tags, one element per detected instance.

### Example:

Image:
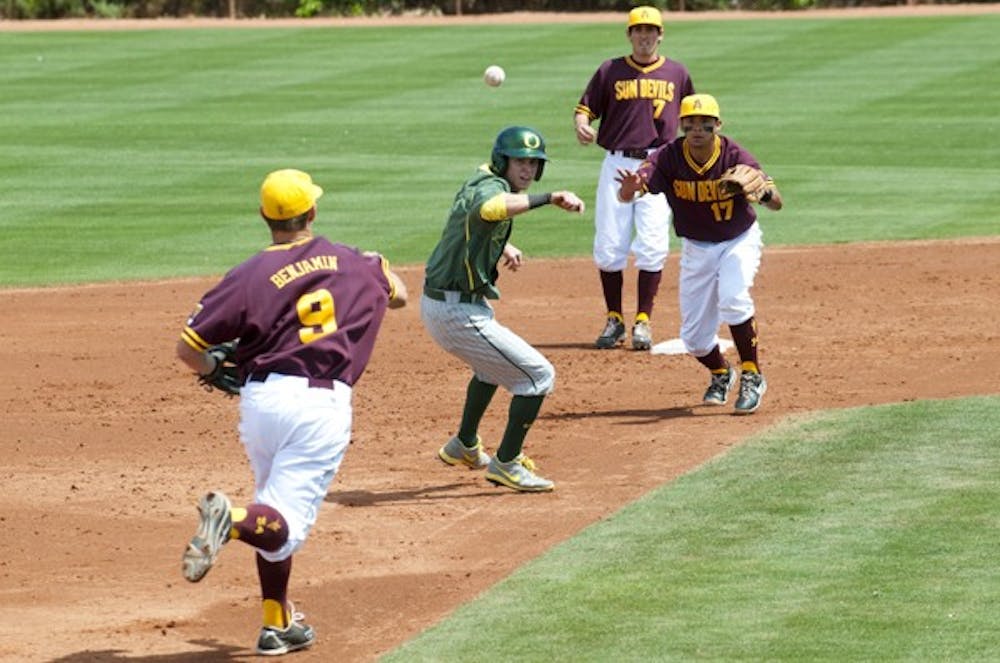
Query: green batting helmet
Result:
<box><xmin>490</xmin><ymin>126</ymin><xmax>548</xmax><ymax>181</ymax></box>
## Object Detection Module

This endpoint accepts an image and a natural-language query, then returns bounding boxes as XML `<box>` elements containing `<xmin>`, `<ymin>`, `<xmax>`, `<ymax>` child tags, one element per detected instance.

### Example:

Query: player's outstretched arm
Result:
<box><xmin>550</xmin><ymin>191</ymin><xmax>586</xmax><ymax>212</ymax></box>
<box><xmin>499</xmin><ymin>191</ymin><xmax>585</xmax><ymax>217</ymax></box>
<box><xmin>615</xmin><ymin>169</ymin><xmax>644</xmax><ymax>202</ymax></box>
<box><xmin>760</xmin><ymin>185</ymin><xmax>783</xmax><ymax>211</ymax></box>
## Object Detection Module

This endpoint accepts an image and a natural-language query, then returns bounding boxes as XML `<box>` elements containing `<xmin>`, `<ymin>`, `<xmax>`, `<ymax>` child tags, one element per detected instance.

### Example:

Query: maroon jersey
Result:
<box><xmin>637</xmin><ymin>135</ymin><xmax>768</xmax><ymax>242</ymax></box>
<box><xmin>181</xmin><ymin>236</ymin><xmax>395</xmax><ymax>386</ymax></box>
<box><xmin>575</xmin><ymin>56</ymin><xmax>694</xmax><ymax>151</ymax></box>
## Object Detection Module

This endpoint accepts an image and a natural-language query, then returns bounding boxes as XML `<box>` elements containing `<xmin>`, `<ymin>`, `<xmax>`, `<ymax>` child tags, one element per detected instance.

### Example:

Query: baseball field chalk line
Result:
<box><xmin>650</xmin><ymin>338</ymin><xmax>734</xmax><ymax>356</ymax></box>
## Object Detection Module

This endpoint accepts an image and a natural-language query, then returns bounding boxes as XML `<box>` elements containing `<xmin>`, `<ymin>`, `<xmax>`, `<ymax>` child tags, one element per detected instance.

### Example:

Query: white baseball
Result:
<box><xmin>483</xmin><ymin>65</ymin><xmax>505</xmax><ymax>87</ymax></box>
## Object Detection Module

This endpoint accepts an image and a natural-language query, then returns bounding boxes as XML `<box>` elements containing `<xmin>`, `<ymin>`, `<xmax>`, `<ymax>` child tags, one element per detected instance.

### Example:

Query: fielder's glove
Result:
<box><xmin>718</xmin><ymin>164</ymin><xmax>768</xmax><ymax>203</ymax></box>
<box><xmin>198</xmin><ymin>340</ymin><xmax>241</xmax><ymax>396</ymax></box>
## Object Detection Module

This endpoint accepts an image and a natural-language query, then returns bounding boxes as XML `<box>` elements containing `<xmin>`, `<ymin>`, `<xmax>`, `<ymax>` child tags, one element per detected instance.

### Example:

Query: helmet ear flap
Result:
<box><xmin>491</xmin><ymin>151</ymin><xmax>508</xmax><ymax>177</ymax></box>
<box><xmin>534</xmin><ymin>160</ymin><xmax>545</xmax><ymax>181</ymax></box>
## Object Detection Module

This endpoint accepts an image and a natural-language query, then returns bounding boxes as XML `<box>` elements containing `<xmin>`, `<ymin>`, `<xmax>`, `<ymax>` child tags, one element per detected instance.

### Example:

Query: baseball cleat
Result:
<box><xmin>485</xmin><ymin>454</ymin><xmax>554</xmax><ymax>492</ymax></box>
<box><xmin>595</xmin><ymin>316</ymin><xmax>626</xmax><ymax>349</ymax></box>
<box><xmin>631</xmin><ymin>320</ymin><xmax>653</xmax><ymax>351</ymax></box>
<box><xmin>703</xmin><ymin>367</ymin><xmax>737</xmax><ymax>406</ymax></box>
<box><xmin>256</xmin><ymin>609</ymin><xmax>315</xmax><ymax>656</ymax></box>
<box><xmin>734</xmin><ymin>372</ymin><xmax>767</xmax><ymax>415</ymax></box>
<box><xmin>438</xmin><ymin>435</ymin><xmax>490</xmax><ymax>469</ymax></box>
<box><xmin>182</xmin><ymin>491</ymin><xmax>232</xmax><ymax>583</ymax></box>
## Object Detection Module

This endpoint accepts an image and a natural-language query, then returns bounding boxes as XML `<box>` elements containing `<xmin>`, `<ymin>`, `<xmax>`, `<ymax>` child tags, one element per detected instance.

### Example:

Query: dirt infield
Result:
<box><xmin>1</xmin><ymin>238</ymin><xmax>998</xmax><ymax>661</ymax></box>
<box><xmin>3</xmin><ymin>7</ymin><xmax>999</xmax><ymax>661</ymax></box>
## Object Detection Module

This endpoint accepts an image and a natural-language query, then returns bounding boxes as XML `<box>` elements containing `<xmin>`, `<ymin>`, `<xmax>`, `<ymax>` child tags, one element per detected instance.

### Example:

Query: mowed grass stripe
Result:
<box><xmin>385</xmin><ymin>396</ymin><xmax>1000</xmax><ymax>661</ymax></box>
<box><xmin>1</xmin><ymin>15</ymin><xmax>998</xmax><ymax>283</ymax></box>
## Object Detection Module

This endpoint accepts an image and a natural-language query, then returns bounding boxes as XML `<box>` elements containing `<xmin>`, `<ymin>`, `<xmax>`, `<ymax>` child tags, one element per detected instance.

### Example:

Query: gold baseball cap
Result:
<box><xmin>627</xmin><ymin>6</ymin><xmax>663</xmax><ymax>29</ymax></box>
<box><xmin>260</xmin><ymin>169</ymin><xmax>324</xmax><ymax>221</ymax></box>
<box><xmin>679</xmin><ymin>93</ymin><xmax>721</xmax><ymax>120</ymax></box>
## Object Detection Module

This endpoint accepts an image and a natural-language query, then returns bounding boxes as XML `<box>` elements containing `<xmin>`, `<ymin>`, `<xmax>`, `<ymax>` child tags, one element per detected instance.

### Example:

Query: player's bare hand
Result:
<box><xmin>575</xmin><ymin>123</ymin><xmax>597</xmax><ymax>145</ymax></box>
<box><xmin>502</xmin><ymin>243</ymin><xmax>523</xmax><ymax>271</ymax></box>
<box><xmin>552</xmin><ymin>191</ymin><xmax>586</xmax><ymax>214</ymax></box>
<box><xmin>615</xmin><ymin>169</ymin><xmax>642</xmax><ymax>202</ymax></box>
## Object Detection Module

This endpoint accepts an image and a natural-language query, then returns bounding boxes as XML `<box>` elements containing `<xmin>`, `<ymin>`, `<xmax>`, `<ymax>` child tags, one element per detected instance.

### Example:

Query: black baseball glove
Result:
<box><xmin>198</xmin><ymin>340</ymin><xmax>241</xmax><ymax>396</ymax></box>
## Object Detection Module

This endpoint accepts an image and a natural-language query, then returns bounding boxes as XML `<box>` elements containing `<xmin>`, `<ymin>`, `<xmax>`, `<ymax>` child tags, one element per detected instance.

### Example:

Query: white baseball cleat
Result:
<box><xmin>182</xmin><ymin>491</ymin><xmax>232</xmax><ymax>582</ymax></box>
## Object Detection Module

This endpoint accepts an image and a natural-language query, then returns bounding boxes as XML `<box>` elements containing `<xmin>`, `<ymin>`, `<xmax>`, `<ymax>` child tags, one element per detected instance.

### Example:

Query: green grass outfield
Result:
<box><xmin>1</xmin><ymin>13</ymin><xmax>999</xmax><ymax>285</ymax></box>
<box><xmin>385</xmin><ymin>396</ymin><xmax>1000</xmax><ymax>662</ymax></box>
<box><xmin>3</xmin><ymin>14</ymin><xmax>998</xmax><ymax>660</ymax></box>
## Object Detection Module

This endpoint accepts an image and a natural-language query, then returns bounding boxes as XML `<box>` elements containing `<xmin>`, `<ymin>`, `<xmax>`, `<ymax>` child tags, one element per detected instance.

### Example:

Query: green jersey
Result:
<box><xmin>424</xmin><ymin>166</ymin><xmax>513</xmax><ymax>299</ymax></box>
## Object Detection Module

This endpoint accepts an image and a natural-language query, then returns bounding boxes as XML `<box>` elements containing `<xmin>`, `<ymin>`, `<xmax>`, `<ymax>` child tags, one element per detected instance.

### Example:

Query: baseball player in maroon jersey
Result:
<box><xmin>176</xmin><ymin>169</ymin><xmax>408</xmax><ymax>655</ymax></box>
<box><xmin>574</xmin><ymin>5</ymin><xmax>695</xmax><ymax>351</ymax></box>
<box><xmin>617</xmin><ymin>94</ymin><xmax>783</xmax><ymax>414</ymax></box>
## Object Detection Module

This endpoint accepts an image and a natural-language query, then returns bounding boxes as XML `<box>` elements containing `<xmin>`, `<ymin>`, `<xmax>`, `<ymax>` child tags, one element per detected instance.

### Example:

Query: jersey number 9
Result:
<box><xmin>297</xmin><ymin>288</ymin><xmax>338</xmax><ymax>344</ymax></box>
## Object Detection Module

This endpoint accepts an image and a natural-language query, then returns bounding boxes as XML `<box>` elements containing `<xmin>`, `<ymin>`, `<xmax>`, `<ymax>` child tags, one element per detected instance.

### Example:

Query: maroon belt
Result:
<box><xmin>247</xmin><ymin>373</ymin><xmax>335</xmax><ymax>390</ymax></box>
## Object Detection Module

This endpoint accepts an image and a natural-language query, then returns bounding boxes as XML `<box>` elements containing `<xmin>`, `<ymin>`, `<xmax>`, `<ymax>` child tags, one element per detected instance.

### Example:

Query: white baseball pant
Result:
<box><xmin>593</xmin><ymin>151</ymin><xmax>672</xmax><ymax>272</ymax></box>
<box><xmin>679</xmin><ymin>223</ymin><xmax>763</xmax><ymax>357</ymax></box>
<box><xmin>238</xmin><ymin>373</ymin><xmax>352</xmax><ymax>562</ymax></box>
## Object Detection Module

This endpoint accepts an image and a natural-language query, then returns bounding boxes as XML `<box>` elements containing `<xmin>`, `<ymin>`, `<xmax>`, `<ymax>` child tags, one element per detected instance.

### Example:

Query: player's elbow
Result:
<box><xmin>388</xmin><ymin>275</ymin><xmax>409</xmax><ymax>308</ymax></box>
<box><xmin>176</xmin><ymin>339</ymin><xmax>206</xmax><ymax>373</ymax></box>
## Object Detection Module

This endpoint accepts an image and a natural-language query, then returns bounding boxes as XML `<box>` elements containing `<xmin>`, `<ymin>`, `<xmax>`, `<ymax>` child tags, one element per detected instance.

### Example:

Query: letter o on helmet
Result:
<box><xmin>490</xmin><ymin>126</ymin><xmax>548</xmax><ymax>181</ymax></box>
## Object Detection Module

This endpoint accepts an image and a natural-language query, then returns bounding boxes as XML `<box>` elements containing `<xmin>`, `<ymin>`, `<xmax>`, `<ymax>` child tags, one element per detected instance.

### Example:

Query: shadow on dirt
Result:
<box><xmin>534</xmin><ymin>341</ymin><xmax>638</xmax><ymax>351</ymax></box>
<box><xmin>327</xmin><ymin>482</ymin><xmax>497</xmax><ymax>506</ymax></box>
<box><xmin>50</xmin><ymin>639</ymin><xmax>248</xmax><ymax>662</ymax></box>
<box><xmin>544</xmin><ymin>405</ymin><xmax>699</xmax><ymax>423</ymax></box>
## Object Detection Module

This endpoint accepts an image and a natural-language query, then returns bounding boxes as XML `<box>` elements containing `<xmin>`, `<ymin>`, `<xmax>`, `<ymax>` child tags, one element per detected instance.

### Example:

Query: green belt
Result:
<box><xmin>423</xmin><ymin>285</ymin><xmax>484</xmax><ymax>304</ymax></box>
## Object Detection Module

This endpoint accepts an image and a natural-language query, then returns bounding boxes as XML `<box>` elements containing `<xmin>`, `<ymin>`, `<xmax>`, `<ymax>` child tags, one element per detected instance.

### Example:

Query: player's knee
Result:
<box><xmin>594</xmin><ymin>254</ymin><xmax>627</xmax><ymax>271</ymax></box>
<box><xmin>538</xmin><ymin>362</ymin><xmax>556</xmax><ymax>394</ymax></box>
<box><xmin>719</xmin><ymin>297</ymin><xmax>754</xmax><ymax>324</ymax></box>
<box><xmin>529</xmin><ymin>360</ymin><xmax>556</xmax><ymax>395</ymax></box>
<box><xmin>508</xmin><ymin>355</ymin><xmax>554</xmax><ymax>396</ymax></box>
<box><xmin>680</xmin><ymin>327</ymin><xmax>716</xmax><ymax>357</ymax></box>
<box><xmin>634</xmin><ymin>255</ymin><xmax>667</xmax><ymax>272</ymax></box>
<box><xmin>684</xmin><ymin>340</ymin><xmax>715</xmax><ymax>357</ymax></box>
<box><xmin>258</xmin><ymin>537</ymin><xmax>302</xmax><ymax>563</ymax></box>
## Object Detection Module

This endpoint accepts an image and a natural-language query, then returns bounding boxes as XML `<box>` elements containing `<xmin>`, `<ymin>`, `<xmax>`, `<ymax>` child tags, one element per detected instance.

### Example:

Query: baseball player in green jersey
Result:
<box><xmin>422</xmin><ymin>126</ymin><xmax>584</xmax><ymax>492</ymax></box>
